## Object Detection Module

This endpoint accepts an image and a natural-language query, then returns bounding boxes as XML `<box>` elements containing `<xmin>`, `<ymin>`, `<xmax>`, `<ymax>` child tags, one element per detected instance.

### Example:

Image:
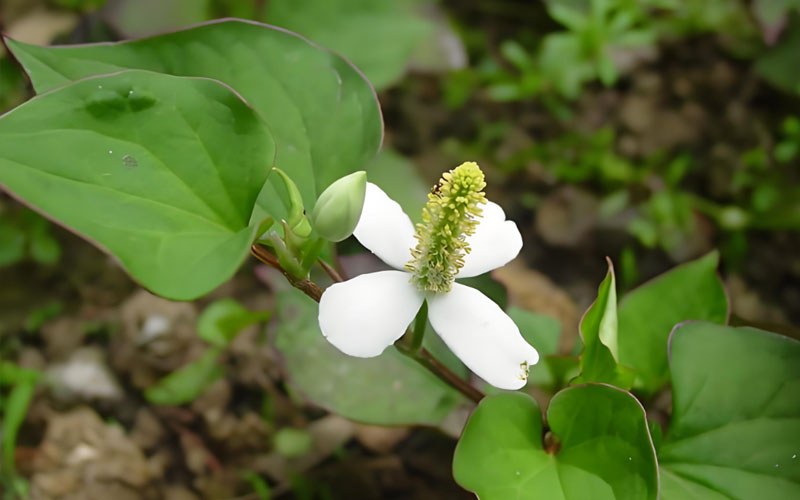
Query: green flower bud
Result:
<box><xmin>310</xmin><ymin>171</ymin><xmax>367</xmax><ymax>242</ymax></box>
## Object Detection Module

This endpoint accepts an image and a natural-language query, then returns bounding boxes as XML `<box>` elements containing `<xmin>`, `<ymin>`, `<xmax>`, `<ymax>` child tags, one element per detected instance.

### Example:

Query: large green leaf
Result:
<box><xmin>5</xmin><ymin>19</ymin><xmax>383</xmax><ymax>220</ymax></box>
<box><xmin>273</xmin><ymin>286</ymin><xmax>463</xmax><ymax>425</ymax></box>
<box><xmin>0</xmin><ymin>70</ymin><xmax>274</xmax><ymax>299</ymax></box>
<box><xmin>265</xmin><ymin>0</ymin><xmax>433</xmax><ymax>90</ymax></box>
<box><xmin>453</xmin><ymin>385</ymin><xmax>658</xmax><ymax>500</ymax></box>
<box><xmin>617</xmin><ymin>251</ymin><xmax>728</xmax><ymax>393</ymax></box>
<box><xmin>659</xmin><ymin>322</ymin><xmax>800</xmax><ymax>499</ymax></box>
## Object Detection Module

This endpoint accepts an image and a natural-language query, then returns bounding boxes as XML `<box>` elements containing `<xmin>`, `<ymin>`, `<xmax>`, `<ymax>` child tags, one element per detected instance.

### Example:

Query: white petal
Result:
<box><xmin>318</xmin><ymin>271</ymin><xmax>424</xmax><ymax>357</ymax></box>
<box><xmin>428</xmin><ymin>283</ymin><xmax>539</xmax><ymax>390</ymax></box>
<box><xmin>352</xmin><ymin>183</ymin><xmax>416</xmax><ymax>270</ymax></box>
<box><xmin>457</xmin><ymin>201</ymin><xmax>523</xmax><ymax>278</ymax></box>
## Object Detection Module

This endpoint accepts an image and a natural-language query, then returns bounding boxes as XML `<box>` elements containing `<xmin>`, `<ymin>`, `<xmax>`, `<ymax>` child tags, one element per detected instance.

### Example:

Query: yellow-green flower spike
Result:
<box><xmin>406</xmin><ymin>162</ymin><xmax>487</xmax><ymax>292</ymax></box>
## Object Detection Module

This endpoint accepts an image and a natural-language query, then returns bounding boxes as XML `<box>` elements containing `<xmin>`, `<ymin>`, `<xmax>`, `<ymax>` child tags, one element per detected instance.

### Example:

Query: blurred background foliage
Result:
<box><xmin>2</xmin><ymin>0</ymin><xmax>800</xmax><ymax>280</ymax></box>
<box><xmin>1</xmin><ymin>0</ymin><xmax>800</xmax><ymax>498</ymax></box>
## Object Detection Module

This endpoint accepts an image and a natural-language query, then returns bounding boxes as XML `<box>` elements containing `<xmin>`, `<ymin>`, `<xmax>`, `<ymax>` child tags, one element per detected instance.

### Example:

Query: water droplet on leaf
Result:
<box><xmin>122</xmin><ymin>154</ymin><xmax>138</xmax><ymax>169</ymax></box>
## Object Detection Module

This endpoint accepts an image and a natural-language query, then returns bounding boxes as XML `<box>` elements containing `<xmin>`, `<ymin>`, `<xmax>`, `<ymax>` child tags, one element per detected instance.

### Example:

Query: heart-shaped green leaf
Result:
<box><xmin>617</xmin><ymin>251</ymin><xmax>728</xmax><ymax>393</ymax></box>
<box><xmin>5</xmin><ymin>19</ymin><xmax>383</xmax><ymax>221</ymax></box>
<box><xmin>273</xmin><ymin>285</ymin><xmax>463</xmax><ymax>425</ymax></box>
<box><xmin>454</xmin><ymin>385</ymin><xmax>659</xmax><ymax>500</ymax></box>
<box><xmin>0</xmin><ymin>70</ymin><xmax>274</xmax><ymax>299</ymax></box>
<box><xmin>659</xmin><ymin>322</ymin><xmax>800</xmax><ymax>499</ymax></box>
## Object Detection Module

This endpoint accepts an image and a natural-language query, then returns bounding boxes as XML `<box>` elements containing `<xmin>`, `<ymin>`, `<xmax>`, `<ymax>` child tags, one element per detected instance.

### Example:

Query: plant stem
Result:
<box><xmin>251</xmin><ymin>244</ymin><xmax>323</xmax><ymax>301</ymax></box>
<box><xmin>252</xmin><ymin>244</ymin><xmax>484</xmax><ymax>404</ymax></box>
<box><xmin>399</xmin><ymin>346</ymin><xmax>484</xmax><ymax>403</ymax></box>
<box><xmin>318</xmin><ymin>258</ymin><xmax>344</xmax><ymax>283</ymax></box>
<box><xmin>408</xmin><ymin>300</ymin><xmax>428</xmax><ymax>352</ymax></box>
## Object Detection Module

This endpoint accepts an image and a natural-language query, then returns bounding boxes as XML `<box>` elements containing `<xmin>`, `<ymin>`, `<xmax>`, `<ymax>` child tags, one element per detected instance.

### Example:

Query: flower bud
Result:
<box><xmin>310</xmin><ymin>171</ymin><xmax>367</xmax><ymax>242</ymax></box>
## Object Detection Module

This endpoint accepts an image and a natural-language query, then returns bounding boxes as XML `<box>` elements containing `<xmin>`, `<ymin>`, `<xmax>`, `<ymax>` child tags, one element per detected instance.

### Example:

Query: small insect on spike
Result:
<box><xmin>406</xmin><ymin>162</ymin><xmax>487</xmax><ymax>293</ymax></box>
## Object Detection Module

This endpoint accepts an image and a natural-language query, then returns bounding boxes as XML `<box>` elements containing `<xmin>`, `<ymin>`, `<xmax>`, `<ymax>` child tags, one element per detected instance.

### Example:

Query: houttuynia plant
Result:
<box><xmin>1</xmin><ymin>18</ymin><xmax>798</xmax><ymax>499</ymax></box>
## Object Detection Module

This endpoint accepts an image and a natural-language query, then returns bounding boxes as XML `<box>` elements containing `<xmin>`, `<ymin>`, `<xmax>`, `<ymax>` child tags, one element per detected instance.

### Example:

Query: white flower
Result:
<box><xmin>317</xmin><ymin>182</ymin><xmax>539</xmax><ymax>390</ymax></box>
